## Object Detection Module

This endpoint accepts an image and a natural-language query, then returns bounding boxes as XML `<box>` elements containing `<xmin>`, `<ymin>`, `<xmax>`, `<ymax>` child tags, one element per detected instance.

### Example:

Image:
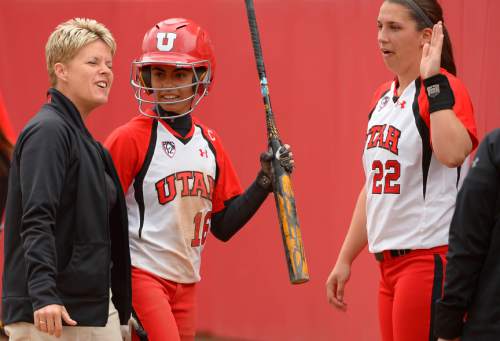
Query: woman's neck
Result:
<box><xmin>54</xmin><ymin>86</ymin><xmax>90</xmax><ymax>120</ymax></box>
<box><xmin>396</xmin><ymin>66</ymin><xmax>420</xmax><ymax>97</ymax></box>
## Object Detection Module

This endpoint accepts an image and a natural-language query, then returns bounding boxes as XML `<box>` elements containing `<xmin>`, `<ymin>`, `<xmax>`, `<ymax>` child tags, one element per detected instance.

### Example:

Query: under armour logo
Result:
<box><xmin>199</xmin><ymin>149</ymin><xmax>208</xmax><ymax>158</ymax></box>
<box><xmin>399</xmin><ymin>100</ymin><xmax>406</xmax><ymax>109</ymax></box>
<box><xmin>157</xmin><ymin>32</ymin><xmax>177</xmax><ymax>52</ymax></box>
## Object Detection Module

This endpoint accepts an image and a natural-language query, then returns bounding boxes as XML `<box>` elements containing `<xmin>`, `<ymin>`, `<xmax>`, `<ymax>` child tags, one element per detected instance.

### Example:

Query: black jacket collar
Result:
<box><xmin>47</xmin><ymin>88</ymin><xmax>92</xmax><ymax>138</ymax></box>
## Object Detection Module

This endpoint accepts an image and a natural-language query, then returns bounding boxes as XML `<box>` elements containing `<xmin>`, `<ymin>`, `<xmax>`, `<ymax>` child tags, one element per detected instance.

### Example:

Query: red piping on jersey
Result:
<box><xmin>368</xmin><ymin>81</ymin><xmax>392</xmax><ymax>115</ymax></box>
<box><xmin>416</xmin><ymin>68</ymin><xmax>478</xmax><ymax>150</ymax></box>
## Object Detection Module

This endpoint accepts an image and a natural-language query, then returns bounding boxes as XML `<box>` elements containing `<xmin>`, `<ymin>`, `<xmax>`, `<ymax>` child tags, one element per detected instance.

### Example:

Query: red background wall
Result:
<box><xmin>1</xmin><ymin>1</ymin><xmax>499</xmax><ymax>340</ymax></box>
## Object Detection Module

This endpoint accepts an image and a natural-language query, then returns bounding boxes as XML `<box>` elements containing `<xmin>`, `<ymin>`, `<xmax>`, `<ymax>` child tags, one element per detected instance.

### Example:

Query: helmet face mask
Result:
<box><xmin>130</xmin><ymin>18</ymin><xmax>216</xmax><ymax>119</ymax></box>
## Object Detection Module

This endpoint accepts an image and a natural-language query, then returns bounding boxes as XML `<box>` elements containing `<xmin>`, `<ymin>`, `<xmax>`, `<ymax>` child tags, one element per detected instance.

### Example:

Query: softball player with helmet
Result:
<box><xmin>105</xmin><ymin>18</ymin><xmax>293</xmax><ymax>341</ymax></box>
<box><xmin>325</xmin><ymin>1</ymin><xmax>477</xmax><ymax>340</ymax></box>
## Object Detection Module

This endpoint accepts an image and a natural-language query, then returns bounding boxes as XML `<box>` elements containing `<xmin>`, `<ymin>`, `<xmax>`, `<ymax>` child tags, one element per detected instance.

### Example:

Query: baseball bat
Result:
<box><xmin>244</xmin><ymin>0</ymin><xmax>309</xmax><ymax>284</ymax></box>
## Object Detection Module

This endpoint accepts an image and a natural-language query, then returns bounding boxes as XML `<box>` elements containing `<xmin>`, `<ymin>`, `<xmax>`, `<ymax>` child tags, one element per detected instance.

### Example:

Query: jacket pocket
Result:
<box><xmin>57</xmin><ymin>242</ymin><xmax>109</xmax><ymax>297</ymax></box>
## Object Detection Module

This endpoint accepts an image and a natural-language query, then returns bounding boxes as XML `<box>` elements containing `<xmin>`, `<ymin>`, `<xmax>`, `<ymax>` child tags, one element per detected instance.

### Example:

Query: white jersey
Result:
<box><xmin>106</xmin><ymin>111</ymin><xmax>242</xmax><ymax>283</ymax></box>
<box><xmin>363</xmin><ymin>70</ymin><xmax>477</xmax><ymax>253</ymax></box>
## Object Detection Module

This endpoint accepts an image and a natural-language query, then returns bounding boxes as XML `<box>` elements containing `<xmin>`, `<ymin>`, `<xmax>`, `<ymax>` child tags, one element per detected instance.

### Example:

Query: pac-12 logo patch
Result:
<box><xmin>378</xmin><ymin>96</ymin><xmax>390</xmax><ymax>111</ymax></box>
<box><xmin>162</xmin><ymin>141</ymin><xmax>176</xmax><ymax>158</ymax></box>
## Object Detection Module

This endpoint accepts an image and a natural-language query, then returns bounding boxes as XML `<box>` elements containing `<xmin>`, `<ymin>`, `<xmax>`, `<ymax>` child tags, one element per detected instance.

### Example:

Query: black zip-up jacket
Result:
<box><xmin>2</xmin><ymin>88</ymin><xmax>131</xmax><ymax>326</ymax></box>
<box><xmin>434</xmin><ymin>129</ymin><xmax>500</xmax><ymax>340</ymax></box>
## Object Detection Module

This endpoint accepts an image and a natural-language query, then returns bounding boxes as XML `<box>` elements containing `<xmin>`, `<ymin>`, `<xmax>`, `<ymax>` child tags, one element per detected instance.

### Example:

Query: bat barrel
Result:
<box><xmin>273</xmin><ymin>166</ymin><xmax>309</xmax><ymax>284</ymax></box>
<box><xmin>269</xmin><ymin>140</ymin><xmax>309</xmax><ymax>284</ymax></box>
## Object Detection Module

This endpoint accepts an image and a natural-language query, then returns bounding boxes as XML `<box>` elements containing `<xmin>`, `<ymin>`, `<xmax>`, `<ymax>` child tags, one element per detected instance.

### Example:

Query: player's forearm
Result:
<box><xmin>337</xmin><ymin>186</ymin><xmax>368</xmax><ymax>265</ymax></box>
<box><xmin>210</xmin><ymin>179</ymin><xmax>269</xmax><ymax>242</ymax></box>
<box><xmin>431</xmin><ymin>109</ymin><xmax>473</xmax><ymax>167</ymax></box>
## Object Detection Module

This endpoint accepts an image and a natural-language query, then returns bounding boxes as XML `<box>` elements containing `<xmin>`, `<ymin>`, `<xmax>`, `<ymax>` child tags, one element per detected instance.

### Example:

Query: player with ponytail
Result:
<box><xmin>326</xmin><ymin>1</ymin><xmax>477</xmax><ymax>340</ymax></box>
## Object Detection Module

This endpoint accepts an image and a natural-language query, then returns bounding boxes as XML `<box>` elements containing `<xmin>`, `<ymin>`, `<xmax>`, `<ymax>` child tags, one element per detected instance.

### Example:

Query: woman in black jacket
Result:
<box><xmin>2</xmin><ymin>18</ymin><xmax>131</xmax><ymax>340</ymax></box>
<box><xmin>435</xmin><ymin>129</ymin><xmax>500</xmax><ymax>341</ymax></box>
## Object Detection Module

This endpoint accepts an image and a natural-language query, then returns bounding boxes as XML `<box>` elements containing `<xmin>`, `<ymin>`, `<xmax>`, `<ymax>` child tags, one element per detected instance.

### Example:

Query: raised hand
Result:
<box><xmin>420</xmin><ymin>21</ymin><xmax>444</xmax><ymax>79</ymax></box>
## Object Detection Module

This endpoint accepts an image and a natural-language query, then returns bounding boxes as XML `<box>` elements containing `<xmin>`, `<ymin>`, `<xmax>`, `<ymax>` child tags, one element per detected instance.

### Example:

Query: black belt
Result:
<box><xmin>374</xmin><ymin>249</ymin><xmax>411</xmax><ymax>261</ymax></box>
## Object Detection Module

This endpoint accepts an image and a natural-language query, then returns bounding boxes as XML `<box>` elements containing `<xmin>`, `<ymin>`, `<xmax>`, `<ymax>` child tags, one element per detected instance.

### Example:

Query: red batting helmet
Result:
<box><xmin>130</xmin><ymin>18</ymin><xmax>216</xmax><ymax>119</ymax></box>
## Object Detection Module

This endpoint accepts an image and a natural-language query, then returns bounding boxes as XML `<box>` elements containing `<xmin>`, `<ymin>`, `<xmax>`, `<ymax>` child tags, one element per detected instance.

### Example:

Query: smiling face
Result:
<box><xmin>54</xmin><ymin>39</ymin><xmax>113</xmax><ymax>117</ymax></box>
<box><xmin>150</xmin><ymin>64</ymin><xmax>196</xmax><ymax>115</ymax></box>
<box><xmin>377</xmin><ymin>1</ymin><xmax>429</xmax><ymax>78</ymax></box>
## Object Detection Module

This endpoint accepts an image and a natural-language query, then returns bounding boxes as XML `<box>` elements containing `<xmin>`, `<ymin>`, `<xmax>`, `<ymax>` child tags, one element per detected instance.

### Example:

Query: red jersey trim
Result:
<box><xmin>105</xmin><ymin>115</ymin><xmax>154</xmax><ymax>192</ymax></box>
<box><xmin>368</xmin><ymin>81</ymin><xmax>392</xmax><ymax>118</ymax></box>
<box><xmin>416</xmin><ymin>69</ymin><xmax>478</xmax><ymax>149</ymax></box>
<box><xmin>193</xmin><ymin>118</ymin><xmax>243</xmax><ymax>213</ymax></box>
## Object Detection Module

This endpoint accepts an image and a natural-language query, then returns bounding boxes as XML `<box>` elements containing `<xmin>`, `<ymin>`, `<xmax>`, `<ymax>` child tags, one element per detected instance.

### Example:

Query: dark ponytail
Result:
<box><xmin>387</xmin><ymin>0</ymin><xmax>457</xmax><ymax>75</ymax></box>
<box><xmin>440</xmin><ymin>25</ymin><xmax>456</xmax><ymax>75</ymax></box>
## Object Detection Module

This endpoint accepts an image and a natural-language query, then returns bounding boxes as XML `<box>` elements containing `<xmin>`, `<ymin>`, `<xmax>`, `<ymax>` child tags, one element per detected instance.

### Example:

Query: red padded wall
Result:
<box><xmin>1</xmin><ymin>1</ymin><xmax>499</xmax><ymax>340</ymax></box>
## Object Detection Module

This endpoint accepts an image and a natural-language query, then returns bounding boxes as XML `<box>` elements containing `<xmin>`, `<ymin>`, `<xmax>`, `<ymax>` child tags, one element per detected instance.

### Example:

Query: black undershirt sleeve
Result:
<box><xmin>210</xmin><ymin>179</ymin><xmax>270</xmax><ymax>242</ymax></box>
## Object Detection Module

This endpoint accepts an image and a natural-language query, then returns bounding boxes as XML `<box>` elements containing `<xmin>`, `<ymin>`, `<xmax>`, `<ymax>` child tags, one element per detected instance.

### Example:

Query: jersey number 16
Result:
<box><xmin>191</xmin><ymin>211</ymin><xmax>212</xmax><ymax>247</ymax></box>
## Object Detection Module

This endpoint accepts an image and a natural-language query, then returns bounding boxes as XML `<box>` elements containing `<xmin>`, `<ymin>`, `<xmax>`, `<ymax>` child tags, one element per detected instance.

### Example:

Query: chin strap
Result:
<box><xmin>137</xmin><ymin>101</ymin><xmax>194</xmax><ymax>120</ymax></box>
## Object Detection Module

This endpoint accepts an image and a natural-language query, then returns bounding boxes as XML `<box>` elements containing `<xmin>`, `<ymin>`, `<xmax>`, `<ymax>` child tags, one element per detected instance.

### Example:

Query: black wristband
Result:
<box><xmin>423</xmin><ymin>74</ymin><xmax>455</xmax><ymax>114</ymax></box>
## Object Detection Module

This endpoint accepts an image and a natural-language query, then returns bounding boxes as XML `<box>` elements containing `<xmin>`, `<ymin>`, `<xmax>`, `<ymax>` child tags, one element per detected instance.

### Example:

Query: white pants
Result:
<box><xmin>4</xmin><ymin>296</ymin><xmax>122</xmax><ymax>341</ymax></box>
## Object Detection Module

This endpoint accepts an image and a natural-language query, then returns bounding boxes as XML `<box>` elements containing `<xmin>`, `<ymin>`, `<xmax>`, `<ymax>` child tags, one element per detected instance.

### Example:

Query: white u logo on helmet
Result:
<box><xmin>156</xmin><ymin>32</ymin><xmax>177</xmax><ymax>51</ymax></box>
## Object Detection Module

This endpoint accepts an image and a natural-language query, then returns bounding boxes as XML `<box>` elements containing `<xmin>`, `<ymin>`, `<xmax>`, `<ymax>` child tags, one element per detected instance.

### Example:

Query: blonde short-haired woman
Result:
<box><xmin>2</xmin><ymin>18</ymin><xmax>131</xmax><ymax>340</ymax></box>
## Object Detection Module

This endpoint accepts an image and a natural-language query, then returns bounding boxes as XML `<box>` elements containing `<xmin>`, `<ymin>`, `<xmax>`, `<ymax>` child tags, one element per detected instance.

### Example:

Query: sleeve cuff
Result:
<box><xmin>434</xmin><ymin>300</ymin><xmax>466</xmax><ymax>339</ymax></box>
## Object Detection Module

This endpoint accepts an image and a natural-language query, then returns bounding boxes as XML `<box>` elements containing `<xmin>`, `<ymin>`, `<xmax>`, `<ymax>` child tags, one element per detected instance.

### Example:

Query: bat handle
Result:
<box><xmin>269</xmin><ymin>138</ymin><xmax>282</xmax><ymax>158</ymax></box>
